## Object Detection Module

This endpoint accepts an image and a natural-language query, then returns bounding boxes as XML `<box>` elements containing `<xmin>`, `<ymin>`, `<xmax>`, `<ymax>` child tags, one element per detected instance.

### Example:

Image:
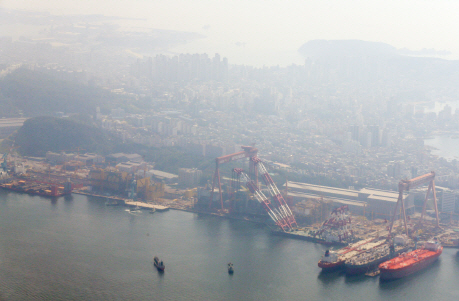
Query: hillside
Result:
<box><xmin>12</xmin><ymin>117</ymin><xmax>116</xmax><ymax>157</ymax></box>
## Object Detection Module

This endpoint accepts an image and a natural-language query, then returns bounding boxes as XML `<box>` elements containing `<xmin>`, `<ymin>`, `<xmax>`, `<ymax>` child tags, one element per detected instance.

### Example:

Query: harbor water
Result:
<box><xmin>0</xmin><ymin>191</ymin><xmax>458</xmax><ymax>300</ymax></box>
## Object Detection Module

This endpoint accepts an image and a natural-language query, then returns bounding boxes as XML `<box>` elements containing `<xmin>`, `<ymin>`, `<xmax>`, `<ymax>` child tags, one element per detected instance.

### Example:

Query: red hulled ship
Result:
<box><xmin>379</xmin><ymin>241</ymin><xmax>442</xmax><ymax>280</ymax></box>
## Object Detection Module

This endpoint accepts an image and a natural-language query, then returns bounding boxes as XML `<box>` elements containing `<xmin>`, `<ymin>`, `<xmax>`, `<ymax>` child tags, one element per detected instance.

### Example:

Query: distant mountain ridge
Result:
<box><xmin>298</xmin><ymin>40</ymin><xmax>398</xmax><ymax>58</ymax></box>
<box><xmin>298</xmin><ymin>40</ymin><xmax>452</xmax><ymax>59</ymax></box>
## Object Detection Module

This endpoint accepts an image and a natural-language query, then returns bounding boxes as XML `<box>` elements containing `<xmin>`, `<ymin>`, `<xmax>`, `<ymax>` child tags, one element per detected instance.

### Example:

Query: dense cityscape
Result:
<box><xmin>0</xmin><ymin>6</ymin><xmax>459</xmax><ymax>301</ymax></box>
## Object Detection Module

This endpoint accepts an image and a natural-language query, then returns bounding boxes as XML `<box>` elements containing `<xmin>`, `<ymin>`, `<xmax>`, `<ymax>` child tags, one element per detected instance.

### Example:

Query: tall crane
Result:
<box><xmin>388</xmin><ymin>171</ymin><xmax>439</xmax><ymax>238</ymax></box>
<box><xmin>234</xmin><ymin>168</ymin><xmax>292</xmax><ymax>231</ymax></box>
<box><xmin>210</xmin><ymin>146</ymin><xmax>258</xmax><ymax>210</ymax></box>
<box><xmin>250</xmin><ymin>156</ymin><xmax>297</xmax><ymax>228</ymax></box>
<box><xmin>1</xmin><ymin>142</ymin><xmax>18</xmax><ymax>172</ymax></box>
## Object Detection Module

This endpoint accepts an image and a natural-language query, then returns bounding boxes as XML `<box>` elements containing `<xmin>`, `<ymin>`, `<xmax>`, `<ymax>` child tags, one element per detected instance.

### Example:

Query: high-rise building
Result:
<box><xmin>368</xmin><ymin>125</ymin><xmax>380</xmax><ymax>147</ymax></box>
<box><xmin>349</xmin><ymin>125</ymin><xmax>360</xmax><ymax>141</ymax></box>
<box><xmin>441</xmin><ymin>190</ymin><xmax>456</xmax><ymax>213</ymax></box>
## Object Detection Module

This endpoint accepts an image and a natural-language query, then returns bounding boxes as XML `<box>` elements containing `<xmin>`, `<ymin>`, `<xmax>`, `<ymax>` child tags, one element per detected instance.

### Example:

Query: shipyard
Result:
<box><xmin>0</xmin><ymin>143</ymin><xmax>458</xmax><ymax>285</ymax></box>
<box><xmin>2</xmin><ymin>5</ymin><xmax>459</xmax><ymax>297</ymax></box>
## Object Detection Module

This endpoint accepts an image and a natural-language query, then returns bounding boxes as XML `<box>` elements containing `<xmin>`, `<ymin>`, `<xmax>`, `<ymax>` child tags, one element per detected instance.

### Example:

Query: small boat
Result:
<box><xmin>130</xmin><ymin>203</ymin><xmax>141</xmax><ymax>212</ymax></box>
<box><xmin>105</xmin><ymin>199</ymin><xmax>119</xmax><ymax>206</ymax></box>
<box><xmin>228</xmin><ymin>262</ymin><xmax>234</xmax><ymax>274</ymax></box>
<box><xmin>149</xmin><ymin>208</ymin><xmax>156</xmax><ymax>214</ymax></box>
<box><xmin>154</xmin><ymin>256</ymin><xmax>165</xmax><ymax>271</ymax></box>
<box><xmin>365</xmin><ymin>269</ymin><xmax>380</xmax><ymax>277</ymax></box>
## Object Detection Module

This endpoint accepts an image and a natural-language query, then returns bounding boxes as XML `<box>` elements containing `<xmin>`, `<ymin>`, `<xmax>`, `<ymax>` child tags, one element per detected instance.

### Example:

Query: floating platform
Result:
<box><xmin>271</xmin><ymin>228</ymin><xmax>351</xmax><ymax>246</ymax></box>
<box><xmin>124</xmin><ymin>201</ymin><xmax>169</xmax><ymax>212</ymax></box>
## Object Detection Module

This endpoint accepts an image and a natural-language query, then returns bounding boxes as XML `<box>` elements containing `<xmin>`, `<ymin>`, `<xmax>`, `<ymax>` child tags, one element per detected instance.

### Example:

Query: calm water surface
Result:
<box><xmin>0</xmin><ymin>191</ymin><xmax>458</xmax><ymax>301</ymax></box>
<box><xmin>424</xmin><ymin>136</ymin><xmax>459</xmax><ymax>160</ymax></box>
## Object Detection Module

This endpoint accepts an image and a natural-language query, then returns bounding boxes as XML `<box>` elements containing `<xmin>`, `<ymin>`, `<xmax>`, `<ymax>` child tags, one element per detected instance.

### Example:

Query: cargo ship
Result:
<box><xmin>0</xmin><ymin>178</ymin><xmax>72</xmax><ymax>197</ymax></box>
<box><xmin>344</xmin><ymin>235</ymin><xmax>412</xmax><ymax>275</ymax></box>
<box><xmin>318</xmin><ymin>236</ymin><xmax>384</xmax><ymax>272</ymax></box>
<box><xmin>379</xmin><ymin>241</ymin><xmax>443</xmax><ymax>280</ymax></box>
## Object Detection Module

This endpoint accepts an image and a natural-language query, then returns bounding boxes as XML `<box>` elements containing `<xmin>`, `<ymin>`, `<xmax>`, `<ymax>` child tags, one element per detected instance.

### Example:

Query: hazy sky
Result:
<box><xmin>2</xmin><ymin>0</ymin><xmax>459</xmax><ymax>66</ymax></box>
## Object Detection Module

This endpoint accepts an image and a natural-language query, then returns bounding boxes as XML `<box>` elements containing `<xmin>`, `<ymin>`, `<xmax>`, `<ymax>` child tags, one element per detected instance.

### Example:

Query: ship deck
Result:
<box><xmin>380</xmin><ymin>248</ymin><xmax>441</xmax><ymax>270</ymax></box>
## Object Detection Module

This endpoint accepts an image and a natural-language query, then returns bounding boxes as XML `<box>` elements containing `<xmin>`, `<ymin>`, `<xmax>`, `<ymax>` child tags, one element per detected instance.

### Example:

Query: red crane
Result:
<box><xmin>250</xmin><ymin>156</ymin><xmax>297</xmax><ymax>228</ymax></box>
<box><xmin>210</xmin><ymin>146</ymin><xmax>258</xmax><ymax>210</ymax></box>
<box><xmin>234</xmin><ymin>168</ymin><xmax>292</xmax><ymax>231</ymax></box>
<box><xmin>315</xmin><ymin>205</ymin><xmax>353</xmax><ymax>243</ymax></box>
<box><xmin>388</xmin><ymin>171</ymin><xmax>439</xmax><ymax>238</ymax></box>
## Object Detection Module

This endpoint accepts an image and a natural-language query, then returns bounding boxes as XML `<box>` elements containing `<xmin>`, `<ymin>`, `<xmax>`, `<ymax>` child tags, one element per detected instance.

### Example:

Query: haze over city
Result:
<box><xmin>0</xmin><ymin>1</ymin><xmax>459</xmax><ymax>300</ymax></box>
<box><xmin>2</xmin><ymin>0</ymin><xmax>459</xmax><ymax>66</ymax></box>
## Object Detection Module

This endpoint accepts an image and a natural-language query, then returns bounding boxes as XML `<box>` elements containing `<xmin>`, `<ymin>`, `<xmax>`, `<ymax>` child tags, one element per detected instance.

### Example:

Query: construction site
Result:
<box><xmin>0</xmin><ymin>143</ymin><xmax>458</xmax><ymax>249</ymax></box>
<box><xmin>192</xmin><ymin>146</ymin><xmax>459</xmax><ymax>248</ymax></box>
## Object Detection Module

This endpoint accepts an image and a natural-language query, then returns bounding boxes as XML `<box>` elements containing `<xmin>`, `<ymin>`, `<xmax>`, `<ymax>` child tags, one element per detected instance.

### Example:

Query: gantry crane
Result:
<box><xmin>388</xmin><ymin>171</ymin><xmax>439</xmax><ymax>238</ymax></box>
<box><xmin>210</xmin><ymin>146</ymin><xmax>258</xmax><ymax>210</ymax></box>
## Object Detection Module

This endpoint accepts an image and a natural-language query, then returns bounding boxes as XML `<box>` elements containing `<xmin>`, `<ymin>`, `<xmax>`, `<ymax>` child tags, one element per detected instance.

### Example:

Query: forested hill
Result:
<box><xmin>0</xmin><ymin>68</ymin><xmax>130</xmax><ymax>117</ymax></box>
<box><xmin>13</xmin><ymin>117</ymin><xmax>116</xmax><ymax>157</ymax></box>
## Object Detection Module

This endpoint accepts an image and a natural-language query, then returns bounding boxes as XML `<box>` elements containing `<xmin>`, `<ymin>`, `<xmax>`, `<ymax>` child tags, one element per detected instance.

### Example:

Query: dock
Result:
<box><xmin>73</xmin><ymin>190</ymin><xmax>170</xmax><ymax>211</ymax></box>
<box><xmin>124</xmin><ymin>201</ymin><xmax>169</xmax><ymax>212</ymax></box>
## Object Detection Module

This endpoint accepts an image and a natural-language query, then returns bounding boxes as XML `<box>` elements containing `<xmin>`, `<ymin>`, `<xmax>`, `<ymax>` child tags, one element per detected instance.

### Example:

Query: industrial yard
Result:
<box><xmin>0</xmin><ymin>146</ymin><xmax>458</xmax><ymax>251</ymax></box>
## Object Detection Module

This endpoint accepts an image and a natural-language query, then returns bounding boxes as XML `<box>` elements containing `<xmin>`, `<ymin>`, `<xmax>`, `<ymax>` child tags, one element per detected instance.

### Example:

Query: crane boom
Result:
<box><xmin>399</xmin><ymin>172</ymin><xmax>435</xmax><ymax>191</ymax></box>
<box><xmin>236</xmin><ymin>170</ymin><xmax>292</xmax><ymax>231</ymax></box>
<box><xmin>388</xmin><ymin>172</ymin><xmax>439</xmax><ymax>239</ymax></box>
<box><xmin>251</xmin><ymin>157</ymin><xmax>297</xmax><ymax>228</ymax></box>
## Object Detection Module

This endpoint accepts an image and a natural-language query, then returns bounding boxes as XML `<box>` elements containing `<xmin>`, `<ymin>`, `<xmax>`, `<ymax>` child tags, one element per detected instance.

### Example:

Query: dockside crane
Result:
<box><xmin>234</xmin><ymin>168</ymin><xmax>292</xmax><ymax>231</ymax></box>
<box><xmin>210</xmin><ymin>146</ymin><xmax>258</xmax><ymax>210</ymax></box>
<box><xmin>250</xmin><ymin>156</ymin><xmax>298</xmax><ymax>228</ymax></box>
<box><xmin>388</xmin><ymin>171</ymin><xmax>439</xmax><ymax>238</ymax></box>
<box><xmin>1</xmin><ymin>142</ymin><xmax>18</xmax><ymax>172</ymax></box>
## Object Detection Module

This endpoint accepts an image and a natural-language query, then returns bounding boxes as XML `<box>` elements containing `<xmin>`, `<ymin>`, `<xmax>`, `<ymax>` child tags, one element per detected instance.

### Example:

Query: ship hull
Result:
<box><xmin>318</xmin><ymin>260</ymin><xmax>345</xmax><ymax>272</ymax></box>
<box><xmin>379</xmin><ymin>251</ymin><xmax>441</xmax><ymax>280</ymax></box>
<box><xmin>345</xmin><ymin>246</ymin><xmax>410</xmax><ymax>275</ymax></box>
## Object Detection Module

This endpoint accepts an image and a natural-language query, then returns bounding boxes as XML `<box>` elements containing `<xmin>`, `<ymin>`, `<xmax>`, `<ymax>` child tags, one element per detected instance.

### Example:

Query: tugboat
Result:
<box><xmin>130</xmin><ymin>203</ymin><xmax>141</xmax><ymax>212</ymax></box>
<box><xmin>105</xmin><ymin>199</ymin><xmax>119</xmax><ymax>206</ymax></box>
<box><xmin>227</xmin><ymin>263</ymin><xmax>234</xmax><ymax>274</ymax></box>
<box><xmin>154</xmin><ymin>256</ymin><xmax>165</xmax><ymax>271</ymax></box>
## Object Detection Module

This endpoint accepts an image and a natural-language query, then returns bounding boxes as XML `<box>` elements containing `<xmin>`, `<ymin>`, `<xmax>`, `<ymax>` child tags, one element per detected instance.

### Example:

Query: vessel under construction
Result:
<box><xmin>379</xmin><ymin>241</ymin><xmax>442</xmax><ymax>280</ymax></box>
<box><xmin>279</xmin><ymin>205</ymin><xmax>356</xmax><ymax>246</ymax></box>
<box><xmin>344</xmin><ymin>235</ymin><xmax>412</xmax><ymax>275</ymax></box>
<box><xmin>318</xmin><ymin>236</ymin><xmax>386</xmax><ymax>272</ymax></box>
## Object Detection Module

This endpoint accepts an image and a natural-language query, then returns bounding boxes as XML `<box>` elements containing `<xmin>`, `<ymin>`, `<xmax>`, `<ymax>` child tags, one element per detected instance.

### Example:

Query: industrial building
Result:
<box><xmin>88</xmin><ymin>167</ymin><xmax>164</xmax><ymax>200</ymax></box>
<box><xmin>116</xmin><ymin>161</ymin><xmax>145</xmax><ymax>173</ymax></box>
<box><xmin>178</xmin><ymin>168</ymin><xmax>202</xmax><ymax>187</ymax></box>
<box><xmin>106</xmin><ymin>153</ymin><xmax>143</xmax><ymax>164</ymax></box>
<box><xmin>46</xmin><ymin>151</ymin><xmax>76</xmax><ymax>164</ymax></box>
<box><xmin>286</xmin><ymin>181</ymin><xmax>414</xmax><ymax>218</ymax></box>
<box><xmin>147</xmin><ymin>169</ymin><xmax>178</xmax><ymax>184</ymax></box>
